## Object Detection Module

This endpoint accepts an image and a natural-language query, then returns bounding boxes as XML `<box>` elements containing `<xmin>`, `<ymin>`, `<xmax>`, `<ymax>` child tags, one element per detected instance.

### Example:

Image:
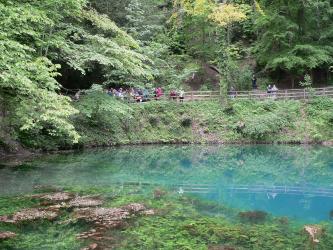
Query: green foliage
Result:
<box><xmin>181</xmin><ymin>117</ymin><xmax>192</xmax><ymax>127</ymax></box>
<box><xmin>228</xmin><ymin>100</ymin><xmax>299</xmax><ymax>140</ymax></box>
<box><xmin>0</xmin><ymin>1</ymin><xmax>81</xmax><ymax>148</ymax></box>
<box><xmin>1</xmin><ymin>0</ymin><xmax>333</xmax><ymax>150</ymax></box>
<box><xmin>0</xmin><ymin>0</ymin><xmax>154</xmax><ymax>149</ymax></box>
<box><xmin>254</xmin><ymin>0</ymin><xmax>333</xmax><ymax>83</ymax></box>
<box><xmin>305</xmin><ymin>97</ymin><xmax>333</xmax><ymax>141</ymax></box>
<box><xmin>240</xmin><ymin>111</ymin><xmax>291</xmax><ymax>140</ymax></box>
<box><xmin>73</xmin><ymin>94</ymin><xmax>332</xmax><ymax>147</ymax></box>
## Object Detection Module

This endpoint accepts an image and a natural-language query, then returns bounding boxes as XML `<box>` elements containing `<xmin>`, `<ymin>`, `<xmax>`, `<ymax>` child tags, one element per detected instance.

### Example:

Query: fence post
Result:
<box><xmin>191</xmin><ymin>91</ymin><xmax>194</xmax><ymax>101</ymax></box>
<box><xmin>303</xmin><ymin>89</ymin><xmax>306</xmax><ymax>100</ymax></box>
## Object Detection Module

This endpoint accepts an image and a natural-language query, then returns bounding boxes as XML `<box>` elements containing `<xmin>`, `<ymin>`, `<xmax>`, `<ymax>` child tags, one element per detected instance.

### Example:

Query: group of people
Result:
<box><xmin>106</xmin><ymin>87</ymin><xmax>185</xmax><ymax>103</ymax></box>
<box><xmin>253</xmin><ymin>74</ymin><xmax>280</xmax><ymax>97</ymax></box>
<box><xmin>267</xmin><ymin>84</ymin><xmax>278</xmax><ymax>94</ymax></box>
<box><xmin>170</xmin><ymin>89</ymin><xmax>185</xmax><ymax>102</ymax></box>
<box><xmin>228</xmin><ymin>75</ymin><xmax>280</xmax><ymax>99</ymax></box>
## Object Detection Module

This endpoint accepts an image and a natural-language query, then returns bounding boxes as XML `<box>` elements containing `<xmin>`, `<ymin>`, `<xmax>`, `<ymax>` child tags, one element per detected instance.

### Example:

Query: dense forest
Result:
<box><xmin>0</xmin><ymin>0</ymin><xmax>332</xmax><ymax>152</ymax></box>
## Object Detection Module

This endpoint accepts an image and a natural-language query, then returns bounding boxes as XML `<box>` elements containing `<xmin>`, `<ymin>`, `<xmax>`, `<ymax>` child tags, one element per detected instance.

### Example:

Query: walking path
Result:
<box><xmin>62</xmin><ymin>86</ymin><xmax>333</xmax><ymax>102</ymax></box>
<box><xmin>182</xmin><ymin>87</ymin><xmax>333</xmax><ymax>101</ymax></box>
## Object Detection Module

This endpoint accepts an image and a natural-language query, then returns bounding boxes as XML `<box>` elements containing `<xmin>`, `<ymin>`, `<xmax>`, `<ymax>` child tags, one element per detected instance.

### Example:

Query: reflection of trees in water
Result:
<box><xmin>1</xmin><ymin>145</ymin><xmax>332</xmax><ymax>193</ymax></box>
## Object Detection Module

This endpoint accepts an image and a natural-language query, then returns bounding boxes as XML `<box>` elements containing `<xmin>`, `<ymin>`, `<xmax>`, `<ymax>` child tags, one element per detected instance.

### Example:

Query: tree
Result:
<box><xmin>0</xmin><ymin>0</ymin><xmax>152</xmax><ymax>149</ymax></box>
<box><xmin>254</xmin><ymin>0</ymin><xmax>333</xmax><ymax>87</ymax></box>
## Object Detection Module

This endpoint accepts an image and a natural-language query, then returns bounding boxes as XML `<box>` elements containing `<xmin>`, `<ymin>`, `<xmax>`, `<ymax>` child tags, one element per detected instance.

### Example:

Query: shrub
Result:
<box><xmin>223</xmin><ymin>102</ymin><xmax>235</xmax><ymax>115</ymax></box>
<box><xmin>148</xmin><ymin>115</ymin><xmax>160</xmax><ymax>127</ymax></box>
<box><xmin>181</xmin><ymin>117</ymin><xmax>192</xmax><ymax>127</ymax></box>
<box><xmin>238</xmin><ymin>112</ymin><xmax>291</xmax><ymax>139</ymax></box>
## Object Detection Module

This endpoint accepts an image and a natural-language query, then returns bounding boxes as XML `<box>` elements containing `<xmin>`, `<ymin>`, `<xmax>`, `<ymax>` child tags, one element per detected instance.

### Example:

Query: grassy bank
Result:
<box><xmin>72</xmin><ymin>93</ymin><xmax>333</xmax><ymax>149</ymax></box>
<box><xmin>1</xmin><ymin>91</ymin><xmax>332</xmax><ymax>153</ymax></box>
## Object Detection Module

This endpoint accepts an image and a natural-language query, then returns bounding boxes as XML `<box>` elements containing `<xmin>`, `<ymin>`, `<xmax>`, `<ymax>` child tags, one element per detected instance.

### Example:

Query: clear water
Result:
<box><xmin>1</xmin><ymin>145</ymin><xmax>333</xmax><ymax>223</ymax></box>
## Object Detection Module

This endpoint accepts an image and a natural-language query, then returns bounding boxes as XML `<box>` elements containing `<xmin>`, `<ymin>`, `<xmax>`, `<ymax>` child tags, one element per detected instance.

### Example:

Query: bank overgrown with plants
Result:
<box><xmin>13</xmin><ymin>87</ymin><xmax>331</xmax><ymax>151</ymax></box>
<box><xmin>0</xmin><ymin>0</ymin><xmax>333</xmax><ymax>154</ymax></box>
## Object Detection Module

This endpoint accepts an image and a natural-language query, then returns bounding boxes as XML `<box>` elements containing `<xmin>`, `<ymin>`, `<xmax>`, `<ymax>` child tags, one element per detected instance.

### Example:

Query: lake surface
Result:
<box><xmin>1</xmin><ymin>145</ymin><xmax>333</xmax><ymax>222</ymax></box>
<box><xmin>1</xmin><ymin>145</ymin><xmax>333</xmax><ymax>249</ymax></box>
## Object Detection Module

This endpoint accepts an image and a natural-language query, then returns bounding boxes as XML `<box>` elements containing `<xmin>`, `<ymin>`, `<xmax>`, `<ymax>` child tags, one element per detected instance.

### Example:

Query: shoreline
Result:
<box><xmin>1</xmin><ymin>139</ymin><xmax>332</xmax><ymax>163</ymax></box>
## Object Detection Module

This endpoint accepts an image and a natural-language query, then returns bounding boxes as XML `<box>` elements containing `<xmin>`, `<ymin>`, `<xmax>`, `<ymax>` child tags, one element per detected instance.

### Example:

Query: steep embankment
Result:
<box><xmin>73</xmin><ymin>94</ymin><xmax>333</xmax><ymax>148</ymax></box>
<box><xmin>1</xmin><ymin>94</ymin><xmax>332</xmax><ymax>155</ymax></box>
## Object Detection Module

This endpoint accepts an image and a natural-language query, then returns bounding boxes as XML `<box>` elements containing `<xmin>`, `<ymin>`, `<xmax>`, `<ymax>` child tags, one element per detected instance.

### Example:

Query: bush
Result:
<box><xmin>223</xmin><ymin>102</ymin><xmax>235</xmax><ymax>115</ymax></box>
<box><xmin>238</xmin><ymin>112</ymin><xmax>291</xmax><ymax>140</ymax></box>
<box><xmin>181</xmin><ymin>117</ymin><xmax>192</xmax><ymax>127</ymax></box>
<box><xmin>148</xmin><ymin>115</ymin><xmax>160</xmax><ymax>127</ymax></box>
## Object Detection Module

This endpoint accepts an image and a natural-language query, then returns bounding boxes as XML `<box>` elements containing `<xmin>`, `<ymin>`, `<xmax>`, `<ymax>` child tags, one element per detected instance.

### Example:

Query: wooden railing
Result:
<box><xmin>228</xmin><ymin>87</ymin><xmax>333</xmax><ymax>101</ymax></box>
<box><xmin>65</xmin><ymin>87</ymin><xmax>333</xmax><ymax>102</ymax></box>
<box><xmin>155</xmin><ymin>87</ymin><xmax>333</xmax><ymax>101</ymax></box>
<box><xmin>183</xmin><ymin>91</ymin><xmax>220</xmax><ymax>101</ymax></box>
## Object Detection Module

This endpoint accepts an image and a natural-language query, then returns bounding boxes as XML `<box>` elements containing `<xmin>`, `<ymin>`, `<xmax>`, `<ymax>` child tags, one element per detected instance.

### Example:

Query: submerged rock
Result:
<box><xmin>0</xmin><ymin>208</ymin><xmax>59</xmax><ymax>223</ymax></box>
<box><xmin>40</xmin><ymin>192</ymin><xmax>73</xmax><ymax>202</ymax></box>
<box><xmin>31</xmin><ymin>192</ymin><xmax>73</xmax><ymax>204</ymax></box>
<box><xmin>142</xmin><ymin>209</ymin><xmax>155</xmax><ymax>216</ymax></box>
<box><xmin>74</xmin><ymin>207</ymin><xmax>130</xmax><ymax>229</ymax></box>
<box><xmin>0</xmin><ymin>231</ymin><xmax>16</xmax><ymax>240</ymax></box>
<box><xmin>68</xmin><ymin>196</ymin><xmax>103</xmax><ymax>208</ymax></box>
<box><xmin>121</xmin><ymin>203</ymin><xmax>146</xmax><ymax>213</ymax></box>
<box><xmin>32</xmin><ymin>192</ymin><xmax>103</xmax><ymax>209</ymax></box>
<box><xmin>304</xmin><ymin>225</ymin><xmax>323</xmax><ymax>243</ymax></box>
<box><xmin>75</xmin><ymin>203</ymin><xmax>154</xmax><ymax>248</ymax></box>
<box><xmin>81</xmin><ymin>243</ymin><xmax>98</xmax><ymax>250</ymax></box>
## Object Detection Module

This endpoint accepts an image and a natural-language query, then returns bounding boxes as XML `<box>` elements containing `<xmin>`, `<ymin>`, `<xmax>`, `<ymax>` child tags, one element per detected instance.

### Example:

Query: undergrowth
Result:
<box><xmin>71</xmin><ymin>93</ymin><xmax>333</xmax><ymax>148</ymax></box>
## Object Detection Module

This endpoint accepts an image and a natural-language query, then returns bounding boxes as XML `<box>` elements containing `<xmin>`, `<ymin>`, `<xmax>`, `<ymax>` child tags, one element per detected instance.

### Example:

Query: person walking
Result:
<box><xmin>267</xmin><ymin>85</ymin><xmax>272</xmax><ymax>98</ymax></box>
<box><xmin>179</xmin><ymin>89</ymin><xmax>185</xmax><ymax>102</ymax></box>
<box><xmin>229</xmin><ymin>86</ymin><xmax>236</xmax><ymax>99</ymax></box>
<box><xmin>252</xmin><ymin>75</ymin><xmax>258</xmax><ymax>90</ymax></box>
<box><xmin>271</xmin><ymin>85</ymin><xmax>278</xmax><ymax>99</ymax></box>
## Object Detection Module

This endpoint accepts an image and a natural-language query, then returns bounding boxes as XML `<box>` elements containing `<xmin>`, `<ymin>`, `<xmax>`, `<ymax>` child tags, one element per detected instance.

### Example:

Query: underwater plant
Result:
<box><xmin>238</xmin><ymin>210</ymin><xmax>268</xmax><ymax>223</ymax></box>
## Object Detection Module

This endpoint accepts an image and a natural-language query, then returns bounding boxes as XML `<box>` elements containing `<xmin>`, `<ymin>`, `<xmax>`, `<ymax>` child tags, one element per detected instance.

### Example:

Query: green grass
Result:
<box><xmin>72</xmin><ymin>95</ymin><xmax>333</xmax><ymax>148</ymax></box>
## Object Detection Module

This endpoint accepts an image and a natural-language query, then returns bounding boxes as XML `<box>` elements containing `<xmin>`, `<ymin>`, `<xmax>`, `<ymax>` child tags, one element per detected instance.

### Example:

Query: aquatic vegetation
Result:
<box><xmin>238</xmin><ymin>211</ymin><xmax>268</xmax><ymax>224</ymax></box>
<box><xmin>1</xmin><ymin>145</ymin><xmax>333</xmax><ymax>249</ymax></box>
<box><xmin>1</xmin><ymin>188</ymin><xmax>333</xmax><ymax>250</ymax></box>
<box><xmin>153</xmin><ymin>188</ymin><xmax>168</xmax><ymax>200</ymax></box>
<box><xmin>276</xmin><ymin>217</ymin><xmax>289</xmax><ymax>225</ymax></box>
<box><xmin>33</xmin><ymin>192</ymin><xmax>74</xmax><ymax>202</ymax></box>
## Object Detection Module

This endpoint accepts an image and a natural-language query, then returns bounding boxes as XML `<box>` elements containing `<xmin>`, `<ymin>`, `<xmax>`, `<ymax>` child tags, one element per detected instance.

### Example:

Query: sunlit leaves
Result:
<box><xmin>209</xmin><ymin>4</ymin><xmax>247</xmax><ymax>27</ymax></box>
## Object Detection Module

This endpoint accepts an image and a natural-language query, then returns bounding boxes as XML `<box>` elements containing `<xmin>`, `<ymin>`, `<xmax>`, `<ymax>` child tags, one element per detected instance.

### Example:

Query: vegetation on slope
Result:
<box><xmin>0</xmin><ymin>0</ymin><xmax>332</xmax><ymax>152</ymax></box>
<box><xmin>63</xmin><ymin>89</ymin><xmax>332</xmax><ymax>150</ymax></box>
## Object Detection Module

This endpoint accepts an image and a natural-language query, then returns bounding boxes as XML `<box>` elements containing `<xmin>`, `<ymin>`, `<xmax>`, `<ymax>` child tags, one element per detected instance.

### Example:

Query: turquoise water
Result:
<box><xmin>1</xmin><ymin>145</ymin><xmax>332</xmax><ymax>224</ymax></box>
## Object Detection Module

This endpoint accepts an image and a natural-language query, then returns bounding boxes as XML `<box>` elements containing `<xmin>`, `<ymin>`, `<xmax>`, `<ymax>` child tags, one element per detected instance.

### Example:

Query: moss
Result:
<box><xmin>0</xmin><ymin>196</ymin><xmax>40</xmax><ymax>216</ymax></box>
